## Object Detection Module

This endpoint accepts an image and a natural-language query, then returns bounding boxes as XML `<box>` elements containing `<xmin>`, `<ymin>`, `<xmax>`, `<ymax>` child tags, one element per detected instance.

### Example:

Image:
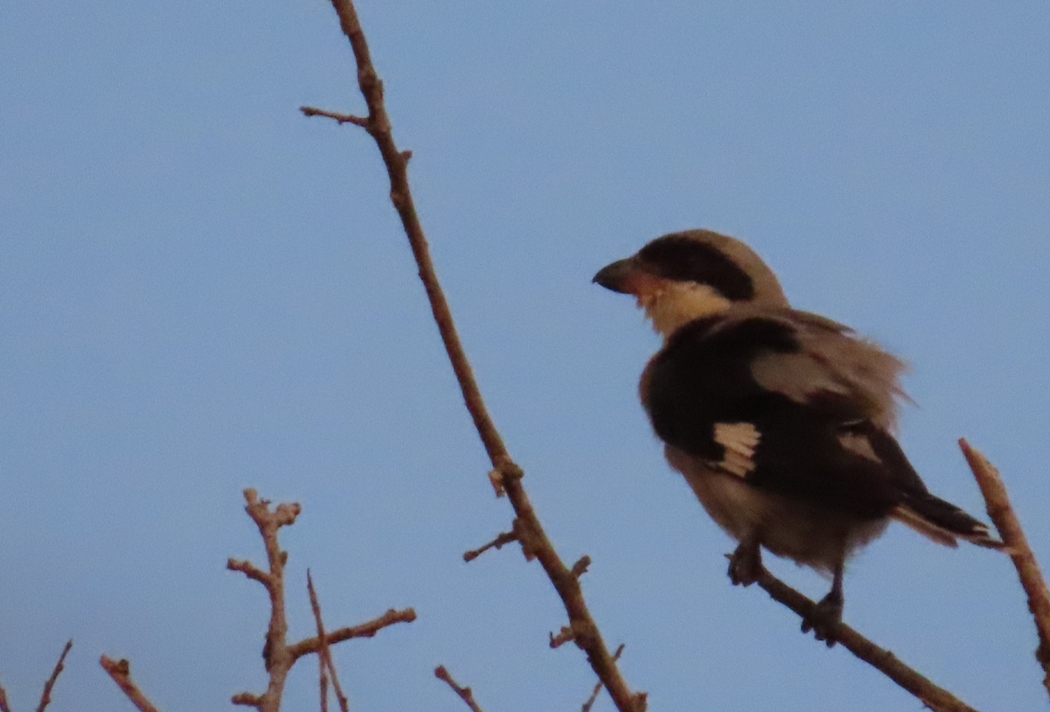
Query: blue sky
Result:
<box><xmin>2</xmin><ymin>2</ymin><xmax>1049</xmax><ymax>710</ymax></box>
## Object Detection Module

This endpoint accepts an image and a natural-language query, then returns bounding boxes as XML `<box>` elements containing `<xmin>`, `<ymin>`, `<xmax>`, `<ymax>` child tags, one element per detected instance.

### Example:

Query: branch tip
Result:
<box><xmin>35</xmin><ymin>639</ymin><xmax>73</xmax><ymax>712</ymax></box>
<box><xmin>300</xmin><ymin>105</ymin><xmax>370</xmax><ymax>128</ymax></box>
<box><xmin>463</xmin><ymin>530</ymin><xmax>518</xmax><ymax>562</ymax></box>
<box><xmin>434</xmin><ymin>665</ymin><xmax>484</xmax><ymax>712</ymax></box>
<box><xmin>100</xmin><ymin>655</ymin><xmax>161</xmax><ymax>712</ymax></box>
<box><xmin>960</xmin><ymin>439</ymin><xmax>1050</xmax><ymax>699</ymax></box>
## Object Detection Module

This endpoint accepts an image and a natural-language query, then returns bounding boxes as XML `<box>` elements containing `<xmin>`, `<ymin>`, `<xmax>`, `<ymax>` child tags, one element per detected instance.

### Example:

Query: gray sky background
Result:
<box><xmin>2</xmin><ymin>2</ymin><xmax>1049</xmax><ymax>710</ymax></box>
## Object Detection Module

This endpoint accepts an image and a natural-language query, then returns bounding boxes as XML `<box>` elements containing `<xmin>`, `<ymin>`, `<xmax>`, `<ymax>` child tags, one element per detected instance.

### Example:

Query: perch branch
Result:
<box><xmin>35</xmin><ymin>640</ymin><xmax>72</xmax><ymax>712</ymax></box>
<box><xmin>753</xmin><ymin>568</ymin><xmax>978</xmax><ymax>712</ymax></box>
<box><xmin>434</xmin><ymin>666</ymin><xmax>483</xmax><ymax>712</ymax></box>
<box><xmin>314</xmin><ymin>2</ymin><xmax>645</xmax><ymax>709</ymax></box>
<box><xmin>307</xmin><ymin>572</ymin><xmax>350</xmax><ymax>712</ymax></box>
<box><xmin>100</xmin><ymin>656</ymin><xmax>161</xmax><ymax>712</ymax></box>
<box><xmin>961</xmin><ymin>439</ymin><xmax>1050</xmax><ymax>700</ymax></box>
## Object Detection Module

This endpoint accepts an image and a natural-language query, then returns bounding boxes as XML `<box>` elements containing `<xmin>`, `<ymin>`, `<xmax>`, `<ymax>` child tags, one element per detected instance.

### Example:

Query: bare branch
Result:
<box><xmin>549</xmin><ymin>626</ymin><xmax>576</xmax><ymax>650</ymax></box>
<box><xmin>307</xmin><ymin>572</ymin><xmax>350</xmax><ymax>712</ymax></box>
<box><xmin>961</xmin><ymin>439</ymin><xmax>1050</xmax><ymax>700</ymax></box>
<box><xmin>434</xmin><ymin>666</ymin><xmax>483</xmax><ymax>712</ymax></box>
<box><xmin>99</xmin><ymin>656</ymin><xmax>161</xmax><ymax>712</ymax></box>
<box><xmin>228</xmin><ymin>488</ymin><xmax>302</xmax><ymax>712</ymax></box>
<box><xmin>288</xmin><ymin>608</ymin><xmax>417</xmax><ymax>661</ymax></box>
<box><xmin>35</xmin><ymin>640</ymin><xmax>72</xmax><ymax>712</ymax></box>
<box><xmin>315</xmin><ymin>3</ymin><xmax>645</xmax><ymax>709</ymax></box>
<box><xmin>463</xmin><ymin>530</ymin><xmax>518</xmax><ymax>562</ymax></box>
<box><xmin>753</xmin><ymin>568</ymin><xmax>978</xmax><ymax>712</ymax></box>
<box><xmin>582</xmin><ymin>644</ymin><xmax>625</xmax><ymax>712</ymax></box>
<box><xmin>300</xmin><ymin>105</ymin><xmax>369</xmax><ymax>128</ymax></box>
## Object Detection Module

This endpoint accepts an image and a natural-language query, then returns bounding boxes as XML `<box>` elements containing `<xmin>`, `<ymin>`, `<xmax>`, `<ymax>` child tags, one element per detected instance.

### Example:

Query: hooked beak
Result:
<box><xmin>592</xmin><ymin>257</ymin><xmax>639</xmax><ymax>294</ymax></box>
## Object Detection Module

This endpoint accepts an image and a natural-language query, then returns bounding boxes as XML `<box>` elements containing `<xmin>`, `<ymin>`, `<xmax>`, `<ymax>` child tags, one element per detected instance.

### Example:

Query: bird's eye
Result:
<box><xmin>638</xmin><ymin>236</ymin><xmax>755</xmax><ymax>301</ymax></box>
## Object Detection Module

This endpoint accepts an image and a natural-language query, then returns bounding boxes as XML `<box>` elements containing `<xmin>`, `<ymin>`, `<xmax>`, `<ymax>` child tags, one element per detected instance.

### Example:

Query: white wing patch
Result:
<box><xmin>713</xmin><ymin>422</ymin><xmax>761</xmax><ymax>478</ymax></box>
<box><xmin>837</xmin><ymin>430</ymin><xmax>882</xmax><ymax>463</ymax></box>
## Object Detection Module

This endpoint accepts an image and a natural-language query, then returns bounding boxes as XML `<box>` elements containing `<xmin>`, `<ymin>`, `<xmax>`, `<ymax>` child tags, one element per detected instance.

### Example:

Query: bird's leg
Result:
<box><xmin>727</xmin><ymin>532</ymin><xmax>762</xmax><ymax>587</ymax></box>
<box><xmin>801</xmin><ymin>562</ymin><xmax>844</xmax><ymax>648</ymax></box>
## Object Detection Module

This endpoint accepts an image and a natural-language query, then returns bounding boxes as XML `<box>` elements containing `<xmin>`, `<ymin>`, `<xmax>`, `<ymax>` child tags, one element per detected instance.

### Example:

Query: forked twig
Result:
<box><xmin>961</xmin><ymin>439</ymin><xmax>1050</xmax><ymax>700</ymax></box>
<box><xmin>306</xmin><ymin>2</ymin><xmax>645</xmax><ymax>709</ymax></box>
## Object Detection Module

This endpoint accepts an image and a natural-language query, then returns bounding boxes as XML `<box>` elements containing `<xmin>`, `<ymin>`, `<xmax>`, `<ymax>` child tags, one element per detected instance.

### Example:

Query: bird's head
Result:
<box><xmin>593</xmin><ymin>229</ymin><xmax>789</xmax><ymax>337</ymax></box>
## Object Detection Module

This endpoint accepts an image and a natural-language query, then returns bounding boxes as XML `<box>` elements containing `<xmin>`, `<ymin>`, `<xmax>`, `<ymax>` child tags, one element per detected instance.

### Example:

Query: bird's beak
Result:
<box><xmin>592</xmin><ymin>257</ymin><xmax>639</xmax><ymax>294</ymax></box>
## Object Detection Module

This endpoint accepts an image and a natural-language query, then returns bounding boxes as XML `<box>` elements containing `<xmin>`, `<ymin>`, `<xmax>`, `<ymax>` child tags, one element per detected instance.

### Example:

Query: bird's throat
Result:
<box><xmin>639</xmin><ymin>282</ymin><xmax>733</xmax><ymax>338</ymax></box>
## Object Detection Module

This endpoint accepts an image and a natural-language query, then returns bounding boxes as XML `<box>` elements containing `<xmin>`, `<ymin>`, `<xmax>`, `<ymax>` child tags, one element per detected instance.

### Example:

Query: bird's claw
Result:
<box><xmin>727</xmin><ymin>541</ymin><xmax>762</xmax><ymax>587</ymax></box>
<box><xmin>801</xmin><ymin>590</ymin><xmax>843</xmax><ymax>648</ymax></box>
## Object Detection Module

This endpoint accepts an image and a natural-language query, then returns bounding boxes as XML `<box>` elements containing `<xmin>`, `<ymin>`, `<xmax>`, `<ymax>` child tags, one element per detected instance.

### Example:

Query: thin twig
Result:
<box><xmin>961</xmin><ymin>439</ymin><xmax>1050</xmax><ymax>700</ymax></box>
<box><xmin>434</xmin><ymin>666</ymin><xmax>483</xmax><ymax>712</ymax></box>
<box><xmin>288</xmin><ymin>608</ymin><xmax>417</xmax><ymax>661</ymax></box>
<box><xmin>753</xmin><ymin>568</ymin><xmax>978</xmax><ymax>712</ymax></box>
<box><xmin>35</xmin><ymin>640</ymin><xmax>72</xmax><ymax>712</ymax></box>
<box><xmin>301</xmin><ymin>106</ymin><xmax>369</xmax><ymax>128</ymax></box>
<box><xmin>582</xmin><ymin>643</ymin><xmax>624</xmax><ymax>712</ymax></box>
<box><xmin>99</xmin><ymin>656</ymin><xmax>161</xmax><ymax>712</ymax></box>
<box><xmin>307</xmin><ymin>572</ymin><xmax>350</xmax><ymax>712</ymax></box>
<box><xmin>463</xmin><ymin>531</ymin><xmax>518</xmax><ymax>562</ymax></box>
<box><xmin>315</xmin><ymin>3</ymin><xmax>646</xmax><ymax>709</ymax></box>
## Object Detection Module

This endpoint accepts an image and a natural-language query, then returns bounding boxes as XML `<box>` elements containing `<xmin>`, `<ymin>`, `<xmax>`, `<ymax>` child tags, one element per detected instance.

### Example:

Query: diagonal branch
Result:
<box><xmin>309</xmin><ymin>2</ymin><xmax>645</xmax><ymax>710</ymax></box>
<box><xmin>961</xmin><ymin>439</ymin><xmax>1050</xmax><ymax>701</ymax></box>
<box><xmin>754</xmin><ymin>568</ymin><xmax>978</xmax><ymax>712</ymax></box>
<box><xmin>434</xmin><ymin>666</ymin><xmax>483</xmax><ymax>712</ymax></box>
<box><xmin>35</xmin><ymin>640</ymin><xmax>73</xmax><ymax>712</ymax></box>
<box><xmin>307</xmin><ymin>572</ymin><xmax>350</xmax><ymax>712</ymax></box>
<box><xmin>100</xmin><ymin>656</ymin><xmax>161</xmax><ymax>712</ymax></box>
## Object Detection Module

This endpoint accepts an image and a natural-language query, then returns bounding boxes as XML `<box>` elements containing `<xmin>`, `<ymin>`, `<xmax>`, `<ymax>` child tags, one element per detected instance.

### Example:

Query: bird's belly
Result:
<box><xmin>664</xmin><ymin>445</ymin><xmax>888</xmax><ymax>573</ymax></box>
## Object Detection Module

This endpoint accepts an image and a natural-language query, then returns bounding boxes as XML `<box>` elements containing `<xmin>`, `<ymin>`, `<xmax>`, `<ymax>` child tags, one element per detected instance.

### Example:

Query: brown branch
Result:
<box><xmin>228</xmin><ymin>488</ymin><xmax>301</xmax><ymax>712</ymax></box>
<box><xmin>463</xmin><ymin>530</ymin><xmax>518</xmax><ymax>562</ymax></box>
<box><xmin>753</xmin><ymin>568</ymin><xmax>978</xmax><ymax>712</ymax></box>
<box><xmin>307</xmin><ymin>572</ymin><xmax>350</xmax><ymax>712</ymax></box>
<box><xmin>434</xmin><ymin>666</ymin><xmax>483</xmax><ymax>712</ymax></box>
<box><xmin>300</xmin><ymin>105</ymin><xmax>369</xmax><ymax>128</ymax></box>
<box><xmin>35</xmin><ymin>640</ymin><xmax>72</xmax><ymax>712</ymax></box>
<box><xmin>961</xmin><ymin>439</ymin><xmax>1050</xmax><ymax>700</ymax></box>
<box><xmin>316</xmin><ymin>3</ymin><xmax>645</xmax><ymax>710</ymax></box>
<box><xmin>288</xmin><ymin>607</ymin><xmax>417</xmax><ymax>661</ymax></box>
<box><xmin>99</xmin><ymin>656</ymin><xmax>161</xmax><ymax>712</ymax></box>
<box><xmin>582</xmin><ymin>644</ymin><xmax>625</xmax><ymax>712</ymax></box>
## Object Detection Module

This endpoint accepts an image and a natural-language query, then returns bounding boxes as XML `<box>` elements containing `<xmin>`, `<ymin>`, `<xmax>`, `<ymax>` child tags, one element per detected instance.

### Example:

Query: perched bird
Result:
<box><xmin>593</xmin><ymin>229</ymin><xmax>1002</xmax><ymax>643</ymax></box>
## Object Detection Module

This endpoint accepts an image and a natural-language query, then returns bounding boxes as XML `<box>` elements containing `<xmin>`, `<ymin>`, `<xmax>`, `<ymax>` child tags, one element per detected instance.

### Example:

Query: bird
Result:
<box><xmin>593</xmin><ymin>229</ymin><xmax>1003</xmax><ymax>644</ymax></box>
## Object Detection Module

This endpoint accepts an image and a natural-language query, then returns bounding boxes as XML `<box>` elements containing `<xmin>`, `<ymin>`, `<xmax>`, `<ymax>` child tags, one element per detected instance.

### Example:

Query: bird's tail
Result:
<box><xmin>892</xmin><ymin>492</ymin><xmax>1005</xmax><ymax>550</ymax></box>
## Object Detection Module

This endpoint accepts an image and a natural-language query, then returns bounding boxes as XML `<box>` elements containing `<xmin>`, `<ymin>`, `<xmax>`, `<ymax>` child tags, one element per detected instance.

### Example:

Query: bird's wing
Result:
<box><xmin>740</xmin><ymin>308</ymin><xmax>909</xmax><ymax>430</ymax></box>
<box><xmin>643</xmin><ymin>310</ymin><xmax>914</xmax><ymax>518</ymax></box>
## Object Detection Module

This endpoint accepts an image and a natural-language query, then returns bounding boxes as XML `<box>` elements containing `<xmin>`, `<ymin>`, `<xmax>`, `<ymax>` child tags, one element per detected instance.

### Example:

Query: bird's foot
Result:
<box><xmin>801</xmin><ymin>590</ymin><xmax>843</xmax><ymax>648</ymax></box>
<box><xmin>727</xmin><ymin>540</ymin><xmax>762</xmax><ymax>587</ymax></box>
